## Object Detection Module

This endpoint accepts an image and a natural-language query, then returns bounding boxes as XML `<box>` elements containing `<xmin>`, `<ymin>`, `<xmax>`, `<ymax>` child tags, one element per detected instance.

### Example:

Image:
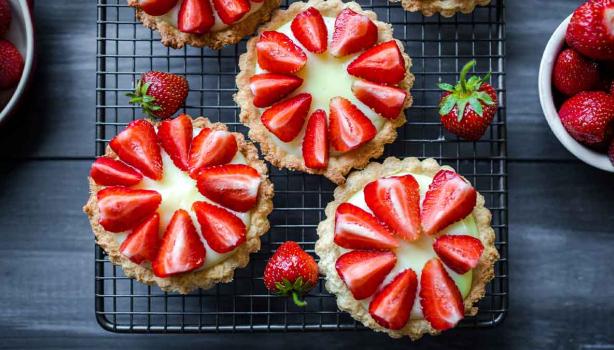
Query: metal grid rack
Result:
<box><xmin>95</xmin><ymin>0</ymin><xmax>508</xmax><ymax>333</ymax></box>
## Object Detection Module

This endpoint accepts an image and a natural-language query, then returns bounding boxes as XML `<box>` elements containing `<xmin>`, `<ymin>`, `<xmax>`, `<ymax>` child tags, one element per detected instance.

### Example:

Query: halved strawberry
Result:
<box><xmin>256</xmin><ymin>31</ymin><xmax>307</xmax><ymax>74</ymax></box>
<box><xmin>193</xmin><ymin>201</ymin><xmax>247</xmax><ymax>253</ymax></box>
<box><xmin>364</xmin><ymin>175</ymin><xmax>422</xmax><ymax>241</ymax></box>
<box><xmin>419</xmin><ymin>258</ymin><xmax>464</xmax><ymax>331</ymax></box>
<box><xmin>139</xmin><ymin>0</ymin><xmax>179</xmax><ymax>16</ymax></box>
<box><xmin>369</xmin><ymin>269</ymin><xmax>418</xmax><ymax>330</ymax></box>
<box><xmin>249</xmin><ymin>73</ymin><xmax>303</xmax><ymax>108</ymax></box>
<box><xmin>421</xmin><ymin>170</ymin><xmax>477</xmax><ymax>236</ymax></box>
<box><xmin>213</xmin><ymin>0</ymin><xmax>250</xmax><ymax>25</ymax></box>
<box><xmin>109</xmin><ymin>120</ymin><xmax>163</xmax><ymax>180</ymax></box>
<box><xmin>302</xmin><ymin>109</ymin><xmax>329</xmax><ymax>169</ymax></box>
<box><xmin>334</xmin><ymin>203</ymin><xmax>398</xmax><ymax>250</ymax></box>
<box><xmin>329</xmin><ymin>8</ymin><xmax>377</xmax><ymax>57</ymax></box>
<box><xmin>291</xmin><ymin>7</ymin><xmax>328</xmax><ymax>54</ymax></box>
<box><xmin>335</xmin><ymin>250</ymin><xmax>396</xmax><ymax>300</ymax></box>
<box><xmin>158</xmin><ymin>114</ymin><xmax>193</xmax><ymax>171</ymax></box>
<box><xmin>347</xmin><ymin>41</ymin><xmax>406</xmax><ymax>85</ymax></box>
<box><xmin>352</xmin><ymin>79</ymin><xmax>407</xmax><ymax>119</ymax></box>
<box><xmin>178</xmin><ymin>0</ymin><xmax>215</xmax><ymax>35</ymax></box>
<box><xmin>196</xmin><ymin>164</ymin><xmax>261</xmax><ymax>212</ymax></box>
<box><xmin>261</xmin><ymin>93</ymin><xmax>312</xmax><ymax>142</ymax></box>
<box><xmin>152</xmin><ymin>209</ymin><xmax>205</xmax><ymax>277</ymax></box>
<box><xmin>328</xmin><ymin>97</ymin><xmax>376</xmax><ymax>152</ymax></box>
<box><xmin>90</xmin><ymin>157</ymin><xmax>143</xmax><ymax>186</ymax></box>
<box><xmin>97</xmin><ymin>187</ymin><xmax>162</xmax><ymax>233</ymax></box>
<box><xmin>188</xmin><ymin>128</ymin><xmax>238</xmax><ymax>178</ymax></box>
<box><xmin>119</xmin><ymin>213</ymin><xmax>161</xmax><ymax>264</ymax></box>
<box><xmin>433</xmin><ymin>235</ymin><xmax>484</xmax><ymax>274</ymax></box>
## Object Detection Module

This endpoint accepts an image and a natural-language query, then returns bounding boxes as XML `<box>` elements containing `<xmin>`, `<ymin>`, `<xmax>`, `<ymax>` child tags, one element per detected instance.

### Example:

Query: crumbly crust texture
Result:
<box><xmin>390</xmin><ymin>0</ymin><xmax>491</xmax><ymax>17</ymax></box>
<box><xmin>83</xmin><ymin>117</ymin><xmax>275</xmax><ymax>294</ymax></box>
<box><xmin>128</xmin><ymin>0</ymin><xmax>281</xmax><ymax>49</ymax></box>
<box><xmin>235</xmin><ymin>0</ymin><xmax>414</xmax><ymax>184</ymax></box>
<box><xmin>315</xmin><ymin>157</ymin><xmax>499</xmax><ymax>340</ymax></box>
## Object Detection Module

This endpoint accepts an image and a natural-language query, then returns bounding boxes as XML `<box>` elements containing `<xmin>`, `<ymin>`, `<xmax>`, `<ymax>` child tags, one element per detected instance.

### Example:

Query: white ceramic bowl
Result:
<box><xmin>538</xmin><ymin>14</ymin><xmax>614</xmax><ymax>172</ymax></box>
<box><xmin>0</xmin><ymin>0</ymin><xmax>34</xmax><ymax>125</ymax></box>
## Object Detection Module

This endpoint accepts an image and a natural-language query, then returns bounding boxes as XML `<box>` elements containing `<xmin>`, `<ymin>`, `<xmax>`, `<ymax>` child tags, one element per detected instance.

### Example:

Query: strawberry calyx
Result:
<box><xmin>274</xmin><ymin>276</ymin><xmax>312</xmax><ymax>307</ymax></box>
<box><xmin>438</xmin><ymin>60</ymin><xmax>494</xmax><ymax>121</ymax></box>
<box><xmin>127</xmin><ymin>79</ymin><xmax>162</xmax><ymax>118</ymax></box>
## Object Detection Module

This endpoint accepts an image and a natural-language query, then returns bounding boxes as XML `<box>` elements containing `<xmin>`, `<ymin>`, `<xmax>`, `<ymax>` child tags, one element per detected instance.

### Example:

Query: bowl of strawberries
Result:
<box><xmin>539</xmin><ymin>0</ymin><xmax>614</xmax><ymax>172</ymax></box>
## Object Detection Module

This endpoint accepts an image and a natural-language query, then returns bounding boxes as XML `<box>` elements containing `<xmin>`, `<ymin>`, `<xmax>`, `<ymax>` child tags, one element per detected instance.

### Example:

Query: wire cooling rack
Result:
<box><xmin>95</xmin><ymin>0</ymin><xmax>508</xmax><ymax>333</ymax></box>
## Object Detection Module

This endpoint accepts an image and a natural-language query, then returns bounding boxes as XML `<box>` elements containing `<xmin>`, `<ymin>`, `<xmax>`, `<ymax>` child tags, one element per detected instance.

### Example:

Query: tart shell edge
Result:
<box><xmin>391</xmin><ymin>0</ymin><xmax>492</xmax><ymax>17</ymax></box>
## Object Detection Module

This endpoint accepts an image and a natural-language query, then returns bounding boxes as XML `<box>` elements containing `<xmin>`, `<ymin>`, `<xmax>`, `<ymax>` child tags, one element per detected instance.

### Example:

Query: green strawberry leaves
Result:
<box><xmin>127</xmin><ymin>80</ymin><xmax>162</xmax><ymax>118</ymax></box>
<box><xmin>274</xmin><ymin>276</ymin><xmax>313</xmax><ymax>307</ymax></box>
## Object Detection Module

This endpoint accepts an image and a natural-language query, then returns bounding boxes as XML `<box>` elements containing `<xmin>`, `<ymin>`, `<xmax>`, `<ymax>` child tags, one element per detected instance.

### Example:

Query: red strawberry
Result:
<box><xmin>109</xmin><ymin>120</ymin><xmax>163</xmax><ymax>180</ymax></box>
<box><xmin>138</xmin><ymin>0</ymin><xmax>178</xmax><ymax>16</ymax></box>
<box><xmin>0</xmin><ymin>40</ymin><xmax>24</xmax><ymax>90</ymax></box>
<box><xmin>263</xmin><ymin>241</ymin><xmax>319</xmax><ymax>307</ymax></box>
<box><xmin>261</xmin><ymin>93</ymin><xmax>311</xmax><ymax>142</ymax></box>
<box><xmin>608</xmin><ymin>140</ymin><xmax>614</xmax><ymax>166</ymax></box>
<box><xmin>119</xmin><ymin>213</ymin><xmax>161</xmax><ymax>264</ymax></box>
<box><xmin>364</xmin><ymin>175</ymin><xmax>422</xmax><ymax>241</ymax></box>
<box><xmin>127</xmin><ymin>71</ymin><xmax>189</xmax><ymax>119</ymax></box>
<box><xmin>421</xmin><ymin>170</ymin><xmax>477</xmax><ymax>236</ymax></box>
<box><xmin>369</xmin><ymin>269</ymin><xmax>418</xmax><ymax>330</ymax></box>
<box><xmin>193</xmin><ymin>201</ymin><xmax>246</xmax><ymax>253</ymax></box>
<box><xmin>433</xmin><ymin>235</ymin><xmax>484</xmax><ymax>274</ymax></box>
<box><xmin>256</xmin><ymin>31</ymin><xmax>307</xmax><ymax>74</ymax></box>
<box><xmin>566</xmin><ymin>0</ymin><xmax>614</xmax><ymax>61</ymax></box>
<box><xmin>329</xmin><ymin>8</ymin><xmax>377</xmax><ymax>57</ymax></box>
<box><xmin>90</xmin><ymin>157</ymin><xmax>143</xmax><ymax>186</ymax></box>
<box><xmin>352</xmin><ymin>79</ymin><xmax>408</xmax><ymax>119</ymax></box>
<box><xmin>196</xmin><ymin>164</ymin><xmax>261</xmax><ymax>212</ymax></box>
<box><xmin>249</xmin><ymin>73</ymin><xmax>303</xmax><ymax>108</ymax></box>
<box><xmin>335</xmin><ymin>250</ymin><xmax>396</xmax><ymax>300</ymax></box>
<box><xmin>328</xmin><ymin>97</ymin><xmax>376</xmax><ymax>152</ymax></box>
<box><xmin>213</xmin><ymin>0</ymin><xmax>250</xmax><ymax>25</ymax></box>
<box><xmin>97</xmin><ymin>187</ymin><xmax>162</xmax><ymax>233</ymax></box>
<box><xmin>552</xmin><ymin>48</ymin><xmax>601</xmax><ymax>96</ymax></box>
<box><xmin>158</xmin><ymin>114</ymin><xmax>193</xmax><ymax>171</ymax></box>
<box><xmin>334</xmin><ymin>202</ymin><xmax>398</xmax><ymax>250</ymax></box>
<box><xmin>302</xmin><ymin>109</ymin><xmax>329</xmax><ymax>169</ymax></box>
<box><xmin>0</xmin><ymin>0</ymin><xmax>11</xmax><ymax>36</ymax></box>
<box><xmin>419</xmin><ymin>258</ymin><xmax>464</xmax><ymax>331</ymax></box>
<box><xmin>178</xmin><ymin>0</ymin><xmax>215</xmax><ymax>34</ymax></box>
<box><xmin>291</xmin><ymin>7</ymin><xmax>328</xmax><ymax>54</ymax></box>
<box><xmin>559</xmin><ymin>91</ymin><xmax>614</xmax><ymax>145</ymax></box>
<box><xmin>188</xmin><ymin>128</ymin><xmax>238</xmax><ymax>177</ymax></box>
<box><xmin>347</xmin><ymin>41</ymin><xmax>406</xmax><ymax>85</ymax></box>
<box><xmin>152</xmin><ymin>209</ymin><xmax>205</xmax><ymax>277</ymax></box>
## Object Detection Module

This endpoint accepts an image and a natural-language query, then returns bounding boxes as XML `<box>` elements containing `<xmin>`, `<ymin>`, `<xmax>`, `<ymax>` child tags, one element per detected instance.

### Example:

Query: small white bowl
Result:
<box><xmin>538</xmin><ymin>14</ymin><xmax>614</xmax><ymax>172</ymax></box>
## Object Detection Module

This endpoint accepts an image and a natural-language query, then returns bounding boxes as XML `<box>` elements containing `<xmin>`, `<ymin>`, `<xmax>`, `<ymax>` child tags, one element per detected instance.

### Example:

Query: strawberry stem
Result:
<box><xmin>459</xmin><ymin>60</ymin><xmax>476</xmax><ymax>94</ymax></box>
<box><xmin>291</xmin><ymin>291</ymin><xmax>307</xmax><ymax>307</ymax></box>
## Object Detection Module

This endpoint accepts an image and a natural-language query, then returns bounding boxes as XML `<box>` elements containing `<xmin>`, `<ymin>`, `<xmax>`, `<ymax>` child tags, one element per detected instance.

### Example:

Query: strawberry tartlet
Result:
<box><xmin>84</xmin><ymin>116</ymin><xmax>274</xmax><ymax>293</ymax></box>
<box><xmin>236</xmin><ymin>0</ymin><xmax>414</xmax><ymax>184</ymax></box>
<box><xmin>393</xmin><ymin>0</ymin><xmax>491</xmax><ymax>16</ymax></box>
<box><xmin>315</xmin><ymin>157</ymin><xmax>498</xmax><ymax>339</ymax></box>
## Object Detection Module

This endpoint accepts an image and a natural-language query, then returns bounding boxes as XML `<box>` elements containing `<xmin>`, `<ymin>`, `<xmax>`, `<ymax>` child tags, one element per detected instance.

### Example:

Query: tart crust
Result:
<box><xmin>128</xmin><ymin>0</ymin><xmax>281</xmax><ymax>49</ymax></box>
<box><xmin>390</xmin><ymin>0</ymin><xmax>491</xmax><ymax>17</ymax></box>
<box><xmin>315</xmin><ymin>157</ymin><xmax>499</xmax><ymax>340</ymax></box>
<box><xmin>83</xmin><ymin>117</ymin><xmax>274</xmax><ymax>294</ymax></box>
<box><xmin>235</xmin><ymin>0</ymin><xmax>414</xmax><ymax>185</ymax></box>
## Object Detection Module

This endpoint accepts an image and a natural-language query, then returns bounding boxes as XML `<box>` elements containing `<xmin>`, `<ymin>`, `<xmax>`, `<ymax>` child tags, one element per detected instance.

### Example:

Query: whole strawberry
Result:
<box><xmin>566</xmin><ymin>0</ymin><xmax>614</xmax><ymax>61</ymax></box>
<box><xmin>0</xmin><ymin>0</ymin><xmax>10</xmax><ymax>36</ymax></box>
<box><xmin>559</xmin><ymin>91</ymin><xmax>614</xmax><ymax>145</ymax></box>
<box><xmin>438</xmin><ymin>60</ymin><xmax>497</xmax><ymax>141</ymax></box>
<box><xmin>263</xmin><ymin>241</ymin><xmax>318</xmax><ymax>307</ymax></box>
<box><xmin>0</xmin><ymin>40</ymin><xmax>24</xmax><ymax>90</ymax></box>
<box><xmin>127</xmin><ymin>71</ymin><xmax>189</xmax><ymax>119</ymax></box>
<box><xmin>552</xmin><ymin>48</ymin><xmax>600</xmax><ymax>96</ymax></box>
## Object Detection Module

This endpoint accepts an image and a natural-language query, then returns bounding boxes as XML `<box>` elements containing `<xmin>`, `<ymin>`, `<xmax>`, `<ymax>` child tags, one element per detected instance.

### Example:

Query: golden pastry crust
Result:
<box><xmin>235</xmin><ymin>0</ymin><xmax>414</xmax><ymax>184</ymax></box>
<box><xmin>391</xmin><ymin>0</ymin><xmax>491</xmax><ymax>17</ymax></box>
<box><xmin>315</xmin><ymin>157</ymin><xmax>499</xmax><ymax>340</ymax></box>
<box><xmin>128</xmin><ymin>0</ymin><xmax>281</xmax><ymax>49</ymax></box>
<box><xmin>83</xmin><ymin>117</ymin><xmax>274</xmax><ymax>294</ymax></box>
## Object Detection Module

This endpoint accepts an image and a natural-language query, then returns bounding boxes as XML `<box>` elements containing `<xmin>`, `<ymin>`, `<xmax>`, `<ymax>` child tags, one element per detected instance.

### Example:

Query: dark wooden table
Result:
<box><xmin>0</xmin><ymin>1</ymin><xmax>612</xmax><ymax>349</ymax></box>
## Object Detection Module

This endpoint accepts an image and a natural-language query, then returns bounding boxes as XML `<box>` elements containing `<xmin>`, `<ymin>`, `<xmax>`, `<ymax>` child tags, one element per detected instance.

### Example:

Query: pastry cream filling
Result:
<box><xmin>344</xmin><ymin>171</ymin><xmax>478</xmax><ymax>320</ymax></box>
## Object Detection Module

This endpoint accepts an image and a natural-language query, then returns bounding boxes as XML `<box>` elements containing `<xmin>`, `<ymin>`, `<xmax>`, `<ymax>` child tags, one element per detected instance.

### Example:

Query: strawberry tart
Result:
<box><xmin>236</xmin><ymin>0</ymin><xmax>414</xmax><ymax>184</ymax></box>
<box><xmin>392</xmin><ymin>0</ymin><xmax>491</xmax><ymax>16</ymax></box>
<box><xmin>84</xmin><ymin>116</ymin><xmax>274</xmax><ymax>293</ymax></box>
<box><xmin>315</xmin><ymin>157</ymin><xmax>498</xmax><ymax>339</ymax></box>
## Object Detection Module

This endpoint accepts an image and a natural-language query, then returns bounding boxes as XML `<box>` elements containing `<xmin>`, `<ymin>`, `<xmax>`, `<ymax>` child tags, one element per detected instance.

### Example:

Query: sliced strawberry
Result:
<box><xmin>291</xmin><ymin>7</ymin><xmax>328</xmax><ymax>54</ymax></box>
<box><xmin>369</xmin><ymin>269</ymin><xmax>418</xmax><ymax>330</ymax></box>
<box><xmin>158</xmin><ymin>114</ymin><xmax>193</xmax><ymax>171</ymax></box>
<box><xmin>328</xmin><ymin>97</ymin><xmax>376</xmax><ymax>152</ymax></box>
<box><xmin>352</xmin><ymin>79</ymin><xmax>407</xmax><ymax>119</ymax></box>
<box><xmin>152</xmin><ymin>209</ymin><xmax>205</xmax><ymax>277</ymax></box>
<box><xmin>213</xmin><ymin>0</ymin><xmax>250</xmax><ymax>25</ymax></box>
<box><xmin>302</xmin><ymin>109</ymin><xmax>329</xmax><ymax>169</ymax></box>
<box><xmin>420</xmin><ymin>258</ymin><xmax>464</xmax><ymax>331</ymax></box>
<box><xmin>421</xmin><ymin>170</ymin><xmax>477</xmax><ymax>236</ymax></box>
<box><xmin>109</xmin><ymin>120</ymin><xmax>163</xmax><ymax>180</ymax></box>
<box><xmin>193</xmin><ymin>201</ymin><xmax>247</xmax><ymax>253</ymax></box>
<box><xmin>256</xmin><ymin>31</ymin><xmax>307</xmax><ymax>74</ymax></box>
<box><xmin>249</xmin><ymin>73</ymin><xmax>303</xmax><ymax>108</ymax></box>
<box><xmin>196</xmin><ymin>164</ymin><xmax>261</xmax><ymax>212</ymax></box>
<box><xmin>334</xmin><ymin>203</ymin><xmax>398</xmax><ymax>250</ymax></box>
<box><xmin>261</xmin><ymin>93</ymin><xmax>311</xmax><ymax>142</ymax></box>
<box><xmin>329</xmin><ymin>8</ymin><xmax>378</xmax><ymax>57</ymax></box>
<box><xmin>188</xmin><ymin>128</ymin><xmax>238</xmax><ymax>178</ymax></box>
<box><xmin>347</xmin><ymin>41</ymin><xmax>406</xmax><ymax>85</ymax></box>
<box><xmin>178</xmin><ymin>0</ymin><xmax>215</xmax><ymax>35</ymax></box>
<box><xmin>139</xmin><ymin>0</ymin><xmax>179</xmax><ymax>16</ymax></box>
<box><xmin>90</xmin><ymin>157</ymin><xmax>143</xmax><ymax>186</ymax></box>
<box><xmin>97</xmin><ymin>187</ymin><xmax>162</xmax><ymax>233</ymax></box>
<box><xmin>433</xmin><ymin>235</ymin><xmax>484</xmax><ymax>274</ymax></box>
<box><xmin>119</xmin><ymin>213</ymin><xmax>161</xmax><ymax>264</ymax></box>
<box><xmin>335</xmin><ymin>250</ymin><xmax>396</xmax><ymax>300</ymax></box>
